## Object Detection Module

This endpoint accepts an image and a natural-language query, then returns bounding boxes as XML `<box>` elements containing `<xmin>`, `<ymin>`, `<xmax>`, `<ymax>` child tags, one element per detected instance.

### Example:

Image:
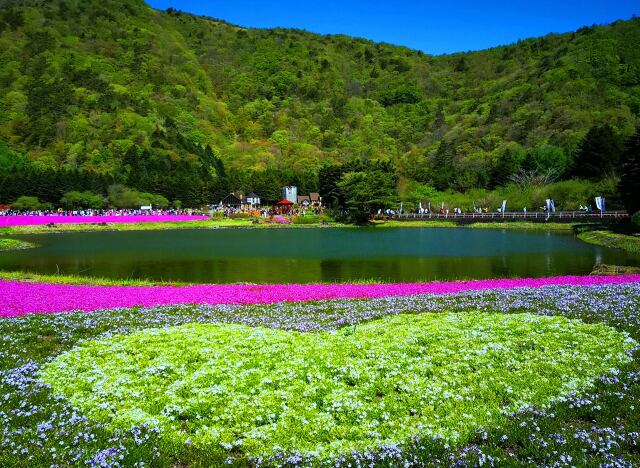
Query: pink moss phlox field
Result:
<box><xmin>0</xmin><ymin>215</ymin><xmax>209</xmax><ymax>227</ymax></box>
<box><xmin>1</xmin><ymin>275</ymin><xmax>640</xmax><ymax>317</ymax></box>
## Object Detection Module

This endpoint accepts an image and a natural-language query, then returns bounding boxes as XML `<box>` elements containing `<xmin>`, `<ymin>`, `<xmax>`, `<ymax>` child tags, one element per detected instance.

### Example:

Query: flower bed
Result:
<box><xmin>40</xmin><ymin>313</ymin><xmax>633</xmax><ymax>463</ymax></box>
<box><xmin>1</xmin><ymin>274</ymin><xmax>639</xmax><ymax>317</ymax></box>
<box><xmin>0</xmin><ymin>283</ymin><xmax>639</xmax><ymax>466</ymax></box>
<box><xmin>0</xmin><ymin>215</ymin><xmax>209</xmax><ymax>227</ymax></box>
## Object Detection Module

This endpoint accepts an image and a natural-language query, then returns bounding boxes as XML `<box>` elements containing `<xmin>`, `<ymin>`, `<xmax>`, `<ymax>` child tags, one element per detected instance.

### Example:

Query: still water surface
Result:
<box><xmin>1</xmin><ymin>228</ymin><xmax>638</xmax><ymax>283</ymax></box>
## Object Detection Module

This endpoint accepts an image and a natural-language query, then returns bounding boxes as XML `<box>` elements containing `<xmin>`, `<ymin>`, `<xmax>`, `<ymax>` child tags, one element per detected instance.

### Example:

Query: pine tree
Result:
<box><xmin>571</xmin><ymin>125</ymin><xmax>623</xmax><ymax>179</ymax></box>
<box><xmin>619</xmin><ymin>129</ymin><xmax>640</xmax><ymax>214</ymax></box>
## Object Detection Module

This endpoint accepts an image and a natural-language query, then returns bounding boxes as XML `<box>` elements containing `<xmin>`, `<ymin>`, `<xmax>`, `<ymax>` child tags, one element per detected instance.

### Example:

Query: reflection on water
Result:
<box><xmin>1</xmin><ymin>228</ymin><xmax>638</xmax><ymax>283</ymax></box>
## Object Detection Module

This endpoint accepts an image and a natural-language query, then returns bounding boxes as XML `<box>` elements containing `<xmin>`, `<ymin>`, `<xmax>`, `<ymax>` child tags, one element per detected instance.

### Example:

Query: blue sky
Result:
<box><xmin>146</xmin><ymin>1</ymin><xmax>638</xmax><ymax>55</ymax></box>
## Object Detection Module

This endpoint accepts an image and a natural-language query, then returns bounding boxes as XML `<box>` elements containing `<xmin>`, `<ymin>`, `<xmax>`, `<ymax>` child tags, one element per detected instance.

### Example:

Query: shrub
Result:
<box><xmin>292</xmin><ymin>214</ymin><xmax>321</xmax><ymax>224</ymax></box>
<box><xmin>107</xmin><ymin>185</ymin><xmax>141</xmax><ymax>209</ymax></box>
<box><xmin>107</xmin><ymin>185</ymin><xmax>169</xmax><ymax>209</ymax></box>
<box><xmin>60</xmin><ymin>191</ymin><xmax>106</xmax><ymax>210</ymax></box>
<box><xmin>11</xmin><ymin>196</ymin><xmax>51</xmax><ymax>211</ymax></box>
<box><xmin>545</xmin><ymin>179</ymin><xmax>597</xmax><ymax>211</ymax></box>
<box><xmin>144</xmin><ymin>193</ymin><xmax>169</xmax><ymax>209</ymax></box>
<box><xmin>228</xmin><ymin>212</ymin><xmax>250</xmax><ymax>219</ymax></box>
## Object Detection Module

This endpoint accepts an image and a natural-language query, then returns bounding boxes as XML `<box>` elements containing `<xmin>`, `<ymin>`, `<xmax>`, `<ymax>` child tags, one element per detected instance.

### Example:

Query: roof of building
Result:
<box><xmin>309</xmin><ymin>192</ymin><xmax>321</xmax><ymax>201</ymax></box>
<box><xmin>297</xmin><ymin>195</ymin><xmax>311</xmax><ymax>204</ymax></box>
<box><xmin>246</xmin><ymin>192</ymin><xmax>259</xmax><ymax>199</ymax></box>
<box><xmin>220</xmin><ymin>193</ymin><xmax>242</xmax><ymax>205</ymax></box>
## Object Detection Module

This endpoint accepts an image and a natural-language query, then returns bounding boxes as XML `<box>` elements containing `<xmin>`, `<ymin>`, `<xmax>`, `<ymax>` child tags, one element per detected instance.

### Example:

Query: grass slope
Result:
<box><xmin>578</xmin><ymin>230</ymin><xmax>640</xmax><ymax>254</ymax></box>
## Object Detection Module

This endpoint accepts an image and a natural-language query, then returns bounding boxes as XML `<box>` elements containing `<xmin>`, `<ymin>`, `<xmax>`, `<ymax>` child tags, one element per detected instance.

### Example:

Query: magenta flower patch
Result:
<box><xmin>0</xmin><ymin>215</ymin><xmax>209</xmax><ymax>227</ymax></box>
<box><xmin>1</xmin><ymin>274</ymin><xmax>639</xmax><ymax>317</ymax></box>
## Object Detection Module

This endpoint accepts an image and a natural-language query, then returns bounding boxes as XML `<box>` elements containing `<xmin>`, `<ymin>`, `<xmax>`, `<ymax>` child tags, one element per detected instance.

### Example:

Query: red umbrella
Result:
<box><xmin>276</xmin><ymin>199</ymin><xmax>293</xmax><ymax>205</ymax></box>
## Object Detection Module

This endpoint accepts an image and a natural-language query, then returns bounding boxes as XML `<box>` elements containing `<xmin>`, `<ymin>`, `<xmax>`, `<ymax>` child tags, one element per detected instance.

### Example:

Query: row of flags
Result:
<box><xmin>409</xmin><ymin>197</ymin><xmax>606</xmax><ymax>214</ymax></box>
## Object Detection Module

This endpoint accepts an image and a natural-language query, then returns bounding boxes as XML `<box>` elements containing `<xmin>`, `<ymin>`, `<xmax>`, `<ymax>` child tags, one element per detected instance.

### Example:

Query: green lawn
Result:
<box><xmin>578</xmin><ymin>230</ymin><xmax>640</xmax><ymax>254</ymax></box>
<box><xmin>0</xmin><ymin>238</ymin><xmax>37</xmax><ymax>251</ymax></box>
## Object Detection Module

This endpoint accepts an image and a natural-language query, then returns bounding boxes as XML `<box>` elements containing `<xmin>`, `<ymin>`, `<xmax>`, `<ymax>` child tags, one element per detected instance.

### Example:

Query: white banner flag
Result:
<box><xmin>545</xmin><ymin>199</ymin><xmax>555</xmax><ymax>213</ymax></box>
<box><xmin>501</xmin><ymin>200</ymin><xmax>507</xmax><ymax>213</ymax></box>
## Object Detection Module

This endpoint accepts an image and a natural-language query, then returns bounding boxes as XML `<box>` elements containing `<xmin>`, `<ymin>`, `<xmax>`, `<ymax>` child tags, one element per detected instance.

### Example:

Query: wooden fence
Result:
<box><xmin>385</xmin><ymin>211</ymin><xmax>629</xmax><ymax>223</ymax></box>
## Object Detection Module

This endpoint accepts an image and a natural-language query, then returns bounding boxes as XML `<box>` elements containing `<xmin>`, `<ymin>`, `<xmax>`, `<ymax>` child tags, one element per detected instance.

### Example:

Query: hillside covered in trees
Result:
<box><xmin>0</xmin><ymin>0</ymin><xmax>639</xmax><ymax>210</ymax></box>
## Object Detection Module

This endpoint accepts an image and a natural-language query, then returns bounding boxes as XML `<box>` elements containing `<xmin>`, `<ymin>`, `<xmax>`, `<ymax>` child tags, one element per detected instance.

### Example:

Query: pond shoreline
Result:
<box><xmin>0</xmin><ymin>238</ymin><xmax>37</xmax><ymax>252</ymax></box>
<box><xmin>578</xmin><ymin>230</ymin><xmax>640</xmax><ymax>254</ymax></box>
<box><xmin>1</xmin><ymin>221</ymin><xmax>638</xmax><ymax>285</ymax></box>
<box><xmin>0</xmin><ymin>218</ymin><xmax>585</xmax><ymax>236</ymax></box>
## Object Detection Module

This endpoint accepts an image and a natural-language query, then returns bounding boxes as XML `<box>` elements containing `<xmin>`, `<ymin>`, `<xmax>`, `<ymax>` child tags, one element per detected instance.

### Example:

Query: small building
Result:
<box><xmin>218</xmin><ymin>193</ymin><xmax>242</xmax><ymax>209</ymax></box>
<box><xmin>296</xmin><ymin>193</ymin><xmax>322</xmax><ymax>209</ymax></box>
<box><xmin>297</xmin><ymin>195</ymin><xmax>311</xmax><ymax>207</ymax></box>
<box><xmin>282</xmin><ymin>186</ymin><xmax>297</xmax><ymax>204</ymax></box>
<box><xmin>309</xmin><ymin>192</ymin><xmax>322</xmax><ymax>208</ymax></box>
<box><xmin>244</xmin><ymin>192</ymin><xmax>261</xmax><ymax>208</ymax></box>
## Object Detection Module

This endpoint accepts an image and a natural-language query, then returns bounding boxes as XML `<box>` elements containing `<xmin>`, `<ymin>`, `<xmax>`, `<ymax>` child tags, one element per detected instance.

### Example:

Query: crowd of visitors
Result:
<box><xmin>218</xmin><ymin>207</ymin><xmax>321</xmax><ymax>217</ymax></box>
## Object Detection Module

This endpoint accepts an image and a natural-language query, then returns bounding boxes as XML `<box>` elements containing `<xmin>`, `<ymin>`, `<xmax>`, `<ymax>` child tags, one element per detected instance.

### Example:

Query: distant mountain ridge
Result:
<box><xmin>0</xmin><ymin>0</ymin><xmax>638</xmax><ymax>204</ymax></box>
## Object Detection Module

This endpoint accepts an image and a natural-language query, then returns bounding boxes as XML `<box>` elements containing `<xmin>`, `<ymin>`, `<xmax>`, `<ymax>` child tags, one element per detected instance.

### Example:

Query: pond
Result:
<box><xmin>1</xmin><ymin>227</ymin><xmax>639</xmax><ymax>284</ymax></box>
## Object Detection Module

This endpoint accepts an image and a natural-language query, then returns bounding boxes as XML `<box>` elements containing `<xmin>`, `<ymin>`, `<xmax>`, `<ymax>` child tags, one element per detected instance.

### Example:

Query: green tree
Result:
<box><xmin>431</xmin><ymin>142</ymin><xmax>456</xmax><ymax>191</ymax></box>
<box><xmin>270</xmin><ymin>130</ymin><xmax>289</xmax><ymax>157</ymax></box>
<box><xmin>60</xmin><ymin>191</ymin><xmax>106</xmax><ymax>209</ymax></box>
<box><xmin>337</xmin><ymin>168</ymin><xmax>398</xmax><ymax>224</ymax></box>
<box><xmin>571</xmin><ymin>125</ymin><xmax>623</xmax><ymax>180</ymax></box>
<box><xmin>618</xmin><ymin>129</ymin><xmax>640</xmax><ymax>214</ymax></box>
<box><xmin>318</xmin><ymin>164</ymin><xmax>345</xmax><ymax>208</ymax></box>
<box><xmin>11</xmin><ymin>196</ymin><xmax>49</xmax><ymax>211</ymax></box>
<box><xmin>108</xmin><ymin>185</ymin><xmax>139</xmax><ymax>208</ymax></box>
<box><xmin>490</xmin><ymin>146</ymin><xmax>523</xmax><ymax>188</ymax></box>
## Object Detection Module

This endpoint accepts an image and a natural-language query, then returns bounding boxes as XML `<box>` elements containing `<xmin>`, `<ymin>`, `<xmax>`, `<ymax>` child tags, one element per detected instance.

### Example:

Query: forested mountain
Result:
<box><xmin>0</xmin><ymin>0</ymin><xmax>638</xmax><ymax>208</ymax></box>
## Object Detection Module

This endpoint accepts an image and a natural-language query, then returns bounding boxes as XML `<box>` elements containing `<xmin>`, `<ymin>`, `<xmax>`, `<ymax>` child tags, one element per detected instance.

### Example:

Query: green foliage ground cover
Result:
<box><xmin>578</xmin><ymin>230</ymin><xmax>640</xmax><ymax>254</ymax></box>
<box><xmin>0</xmin><ymin>238</ymin><xmax>36</xmax><ymax>251</ymax></box>
<box><xmin>39</xmin><ymin>313</ymin><xmax>633</xmax><ymax>462</ymax></box>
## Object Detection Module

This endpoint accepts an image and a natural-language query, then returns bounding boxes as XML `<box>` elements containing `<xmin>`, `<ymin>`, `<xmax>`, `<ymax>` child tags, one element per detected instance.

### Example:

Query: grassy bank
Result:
<box><xmin>369</xmin><ymin>220</ymin><xmax>457</xmax><ymax>228</ymax></box>
<box><xmin>0</xmin><ymin>238</ymin><xmax>37</xmax><ymax>251</ymax></box>
<box><xmin>372</xmin><ymin>220</ymin><xmax>577</xmax><ymax>231</ymax></box>
<box><xmin>0</xmin><ymin>271</ymin><xmax>406</xmax><ymax>286</ymax></box>
<box><xmin>591</xmin><ymin>264</ymin><xmax>640</xmax><ymax>275</ymax></box>
<box><xmin>467</xmin><ymin>221</ymin><xmax>577</xmax><ymax>231</ymax></box>
<box><xmin>0</xmin><ymin>217</ymin><xmax>591</xmax><ymax>235</ymax></box>
<box><xmin>0</xmin><ymin>218</ymin><xmax>352</xmax><ymax>235</ymax></box>
<box><xmin>0</xmin><ymin>270</ymin><xmax>174</xmax><ymax>286</ymax></box>
<box><xmin>578</xmin><ymin>230</ymin><xmax>640</xmax><ymax>254</ymax></box>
